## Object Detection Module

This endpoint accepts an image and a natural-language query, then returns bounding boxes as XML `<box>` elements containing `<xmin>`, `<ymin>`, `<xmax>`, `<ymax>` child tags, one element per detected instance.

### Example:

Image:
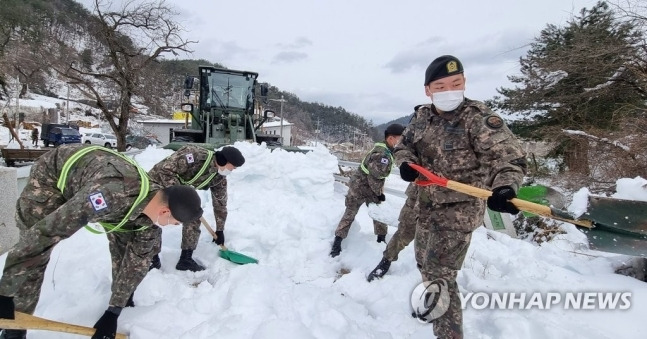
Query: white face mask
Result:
<box><xmin>432</xmin><ymin>90</ymin><xmax>464</xmax><ymax>112</ymax></box>
<box><xmin>154</xmin><ymin>213</ymin><xmax>172</xmax><ymax>227</ymax></box>
<box><xmin>218</xmin><ymin>168</ymin><xmax>232</xmax><ymax>176</ymax></box>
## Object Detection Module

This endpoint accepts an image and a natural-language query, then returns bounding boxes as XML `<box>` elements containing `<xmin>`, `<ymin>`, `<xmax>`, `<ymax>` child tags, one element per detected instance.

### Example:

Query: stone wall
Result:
<box><xmin>0</xmin><ymin>167</ymin><xmax>18</xmax><ymax>256</ymax></box>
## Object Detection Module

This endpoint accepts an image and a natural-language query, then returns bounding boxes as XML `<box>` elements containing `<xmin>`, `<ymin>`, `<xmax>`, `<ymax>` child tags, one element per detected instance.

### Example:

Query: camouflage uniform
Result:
<box><xmin>0</xmin><ymin>144</ymin><xmax>164</xmax><ymax>312</ymax></box>
<box><xmin>395</xmin><ymin>101</ymin><xmax>526</xmax><ymax>339</ymax></box>
<box><xmin>148</xmin><ymin>145</ymin><xmax>227</xmax><ymax>250</ymax></box>
<box><xmin>334</xmin><ymin>143</ymin><xmax>394</xmax><ymax>238</ymax></box>
<box><xmin>383</xmin><ymin>183</ymin><xmax>418</xmax><ymax>262</ymax></box>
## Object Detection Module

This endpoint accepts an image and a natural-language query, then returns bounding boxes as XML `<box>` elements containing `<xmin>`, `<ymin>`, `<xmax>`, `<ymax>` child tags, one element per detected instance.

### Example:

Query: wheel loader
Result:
<box><xmin>165</xmin><ymin>66</ymin><xmax>286</xmax><ymax>150</ymax></box>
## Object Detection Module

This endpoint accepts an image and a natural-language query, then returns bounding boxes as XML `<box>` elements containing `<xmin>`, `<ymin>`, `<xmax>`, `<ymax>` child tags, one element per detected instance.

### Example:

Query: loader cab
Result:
<box><xmin>170</xmin><ymin>66</ymin><xmax>280</xmax><ymax>148</ymax></box>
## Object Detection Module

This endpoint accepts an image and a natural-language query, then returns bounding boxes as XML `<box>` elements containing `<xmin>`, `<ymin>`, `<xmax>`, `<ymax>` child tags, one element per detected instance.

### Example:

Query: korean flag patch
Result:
<box><xmin>380</xmin><ymin>157</ymin><xmax>389</xmax><ymax>165</ymax></box>
<box><xmin>89</xmin><ymin>192</ymin><xmax>108</xmax><ymax>211</ymax></box>
<box><xmin>185</xmin><ymin>153</ymin><xmax>195</xmax><ymax>164</ymax></box>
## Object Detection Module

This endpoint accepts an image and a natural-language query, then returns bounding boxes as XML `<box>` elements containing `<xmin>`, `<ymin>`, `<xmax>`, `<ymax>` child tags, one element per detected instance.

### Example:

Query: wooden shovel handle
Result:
<box><xmin>445</xmin><ymin>179</ymin><xmax>593</xmax><ymax>228</ymax></box>
<box><xmin>0</xmin><ymin>312</ymin><xmax>127</xmax><ymax>339</ymax></box>
<box><xmin>408</xmin><ymin>163</ymin><xmax>593</xmax><ymax>228</ymax></box>
<box><xmin>200</xmin><ymin>216</ymin><xmax>227</xmax><ymax>250</ymax></box>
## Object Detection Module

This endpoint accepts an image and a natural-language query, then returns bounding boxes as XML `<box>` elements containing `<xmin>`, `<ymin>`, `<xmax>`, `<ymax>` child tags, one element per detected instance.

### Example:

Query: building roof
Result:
<box><xmin>262</xmin><ymin>119</ymin><xmax>293</xmax><ymax>128</ymax></box>
<box><xmin>136</xmin><ymin>119</ymin><xmax>190</xmax><ymax>124</ymax></box>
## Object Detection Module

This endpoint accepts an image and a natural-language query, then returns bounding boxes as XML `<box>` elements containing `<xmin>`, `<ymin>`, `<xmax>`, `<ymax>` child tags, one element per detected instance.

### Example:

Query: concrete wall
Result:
<box><xmin>261</xmin><ymin>124</ymin><xmax>293</xmax><ymax>146</ymax></box>
<box><xmin>137</xmin><ymin>121</ymin><xmax>186</xmax><ymax>145</ymax></box>
<box><xmin>0</xmin><ymin>167</ymin><xmax>18</xmax><ymax>256</ymax></box>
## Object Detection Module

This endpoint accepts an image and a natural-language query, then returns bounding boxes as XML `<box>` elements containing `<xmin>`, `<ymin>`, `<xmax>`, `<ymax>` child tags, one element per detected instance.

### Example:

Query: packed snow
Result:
<box><xmin>0</xmin><ymin>142</ymin><xmax>646</xmax><ymax>339</ymax></box>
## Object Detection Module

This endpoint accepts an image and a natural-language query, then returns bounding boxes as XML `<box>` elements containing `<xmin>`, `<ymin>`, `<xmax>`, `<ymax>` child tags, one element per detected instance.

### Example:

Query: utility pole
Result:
<box><xmin>269</xmin><ymin>95</ymin><xmax>287</xmax><ymax>144</ymax></box>
<box><xmin>315</xmin><ymin>118</ymin><xmax>321</xmax><ymax>147</ymax></box>
<box><xmin>65</xmin><ymin>82</ymin><xmax>70</xmax><ymax>124</ymax></box>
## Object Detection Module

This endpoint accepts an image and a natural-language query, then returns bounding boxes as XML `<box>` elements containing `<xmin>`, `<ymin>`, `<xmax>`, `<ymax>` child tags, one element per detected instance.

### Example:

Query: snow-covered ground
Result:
<box><xmin>1</xmin><ymin>142</ymin><xmax>646</xmax><ymax>339</ymax></box>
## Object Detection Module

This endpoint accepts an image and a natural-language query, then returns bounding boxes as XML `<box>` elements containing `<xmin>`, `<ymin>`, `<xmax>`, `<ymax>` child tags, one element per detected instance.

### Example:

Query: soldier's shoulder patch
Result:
<box><xmin>484</xmin><ymin>115</ymin><xmax>504</xmax><ymax>129</ymax></box>
<box><xmin>89</xmin><ymin>192</ymin><xmax>108</xmax><ymax>211</ymax></box>
<box><xmin>185</xmin><ymin>153</ymin><xmax>195</xmax><ymax>164</ymax></box>
<box><xmin>380</xmin><ymin>157</ymin><xmax>389</xmax><ymax>165</ymax></box>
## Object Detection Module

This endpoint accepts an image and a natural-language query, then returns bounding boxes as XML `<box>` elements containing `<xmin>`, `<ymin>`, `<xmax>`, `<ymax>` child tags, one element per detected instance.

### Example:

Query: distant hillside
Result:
<box><xmin>375</xmin><ymin>113</ymin><xmax>414</xmax><ymax>137</ymax></box>
<box><xmin>0</xmin><ymin>0</ymin><xmax>378</xmax><ymax>145</ymax></box>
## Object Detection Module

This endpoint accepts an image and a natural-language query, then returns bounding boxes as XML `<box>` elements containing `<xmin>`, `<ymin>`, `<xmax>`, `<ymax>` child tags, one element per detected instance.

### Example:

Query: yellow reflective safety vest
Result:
<box><xmin>359</xmin><ymin>142</ymin><xmax>394</xmax><ymax>179</ymax></box>
<box><xmin>178</xmin><ymin>150</ymin><xmax>217</xmax><ymax>190</ymax></box>
<box><xmin>57</xmin><ymin>146</ymin><xmax>150</xmax><ymax>233</ymax></box>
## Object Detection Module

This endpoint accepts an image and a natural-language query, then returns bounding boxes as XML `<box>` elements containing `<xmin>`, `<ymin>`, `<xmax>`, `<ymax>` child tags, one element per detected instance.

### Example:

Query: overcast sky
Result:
<box><xmin>79</xmin><ymin>0</ymin><xmax>599</xmax><ymax>124</ymax></box>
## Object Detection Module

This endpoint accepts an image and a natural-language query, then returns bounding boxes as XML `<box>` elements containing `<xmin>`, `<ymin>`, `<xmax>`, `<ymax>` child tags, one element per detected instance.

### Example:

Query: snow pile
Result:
<box><xmin>0</xmin><ymin>142</ymin><xmax>645</xmax><ymax>338</ymax></box>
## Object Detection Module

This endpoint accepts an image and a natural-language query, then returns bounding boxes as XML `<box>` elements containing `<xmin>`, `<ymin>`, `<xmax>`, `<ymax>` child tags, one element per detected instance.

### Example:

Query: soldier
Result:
<box><xmin>30</xmin><ymin>128</ymin><xmax>38</xmax><ymax>146</ymax></box>
<box><xmin>0</xmin><ymin>144</ymin><xmax>203</xmax><ymax>339</ymax></box>
<box><xmin>367</xmin><ymin>183</ymin><xmax>418</xmax><ymax>282</ymax></box>
<box><xmin>395</xmin><ymin>55</ymin><xmax>526</xmax><ymax>339</ymax></box>
<box><xmin>147</xmin><ymin>145</ymin><xmax>245</xmax><ymax>272</ymax></box>
<box><xmin>329</xmin><ymin>123</ymin><xmax>405</xmax><ymax>258</ymax></box>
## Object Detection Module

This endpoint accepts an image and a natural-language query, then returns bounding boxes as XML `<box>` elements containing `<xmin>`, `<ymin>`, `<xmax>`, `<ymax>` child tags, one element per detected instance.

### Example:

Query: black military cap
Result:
<box><xmin>385</xmin><ymin>123</ymin><xmax>405</xmax><ymax>137</ymax></box>
<box><xmin>215</xmin><ymin>146</ymin><xmax>245</xmax><ymax>167</ymax></box>
<box><xmin>424</xmin><ymin>55</ymin><xmax>464</xmax><ymax>85</ymax></box>
<box><xmin>165</xmin><ymin>185</ymin><xmax>203</xmax><ymax>223</ymax></box>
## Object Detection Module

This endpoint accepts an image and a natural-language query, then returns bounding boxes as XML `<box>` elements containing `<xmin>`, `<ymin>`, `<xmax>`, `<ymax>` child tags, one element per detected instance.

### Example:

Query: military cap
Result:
<box><xmin>384</xmin><ymin>123</ymin><xmax>405</xmax><ymax>137</ymax></box>
<box><xmin>165</xmin><ymin>185</ymin><xmax>204</xmax><ymax>223</ymax></box>
<box><xmin>215</xmin><ymin>146</ymin><xmax>245</xmax><ymax>167</ymax></box>
<box><xmin>424</xmin><ymin>55</ymin><xmax>464</xmax><ymax>85</ymax></box>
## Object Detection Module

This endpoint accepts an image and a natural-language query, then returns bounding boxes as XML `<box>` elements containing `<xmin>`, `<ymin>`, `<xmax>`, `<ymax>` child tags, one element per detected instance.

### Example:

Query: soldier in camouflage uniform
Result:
<box><xmin>147</xmin><ymin>145</ymin><xmax>245</xmax><ymax>272</ymax></box>
<box><xmin>0</xmin><ymin>144</ymin><xmax>203</xmax><ymax>339</ymax></box>
<box><xmin>330</xmin><ymin>123</ymin><xmax>405</xmax><ymax>257</ymax></box>
<box><xmin>395</xmin><ymin>55</ymin><xmax>526</xmax><ymax>339</ymax></box>
<box><xmin>367</xmin><ymin>183</ymin><xmax>418</xmax><ymax>281</ymax></box>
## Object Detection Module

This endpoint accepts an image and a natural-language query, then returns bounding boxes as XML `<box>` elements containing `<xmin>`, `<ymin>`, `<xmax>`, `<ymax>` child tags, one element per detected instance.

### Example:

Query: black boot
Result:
<box><xmin>149</xmin><ymin>253</ymin><xmax>161</xmax><ymax>271</ymax></box>
<box><xmin>0</xmin><ymin>329</ymin><xmax>27</xmax><ymax>339</ymax></box>
<box><xmin>376</xmin><ymin>234</ymin><xmax>386</xmax><ymax>243</ymax></box>
<box><xmin>367</xmin><ymin>257</ymin><xmax>391</xmax><ymax>282</ymax></box>
<box><xmin>125</xmin><ymin>292</ymin><xmax>135</xmax><ymax>307</ymax></box>
<box><xmin>329</xmin><ymin>236</ymin><xmax>343</xmax><ymax>258</ymax></box>
<box><xmin>175</xmin><ymin>250</ymin><xmax>205</xmax><ymax>272</ymax></box>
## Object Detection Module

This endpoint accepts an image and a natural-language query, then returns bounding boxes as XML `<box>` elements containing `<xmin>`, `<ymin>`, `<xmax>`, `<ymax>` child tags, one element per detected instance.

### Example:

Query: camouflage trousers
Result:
<box><xmin>383</xmin><ymin>186</ymin><xmax>417</xmax><ymax>261</ymax></box>
<box><xmin>415</xmin><ymin>202</ymin><xmax>478</xmax><ymax>339</ymax></box>
<box><xmin>334</xmin><ymin>193</ymin><xmax>387</xmax><ymax>239</ymax></box>
<box><xmin>181</xmin><ymin>218</ymin><xmax>201</xmax><ymax>250</ymax></box>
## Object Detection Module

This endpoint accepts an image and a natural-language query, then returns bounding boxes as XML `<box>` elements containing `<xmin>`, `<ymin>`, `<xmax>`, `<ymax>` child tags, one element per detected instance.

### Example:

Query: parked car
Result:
<box><xmin>41</xmin><ymin>123</ymin><xmax>81</xmax><ymax>147</ymax></box>
<box><xmin>125</xmin><ymin>135</ymin><xmax>162</xmax><ymax>150</ymax></box>
<box><xmin>84</xmin><ymin>132</ymin><xmax>118</xmax><ymax>148</ymax></box>
<box><xmin>44</xmin><ymin>127</ymin><xmax>82</xmax><ymax>147</ymax></box>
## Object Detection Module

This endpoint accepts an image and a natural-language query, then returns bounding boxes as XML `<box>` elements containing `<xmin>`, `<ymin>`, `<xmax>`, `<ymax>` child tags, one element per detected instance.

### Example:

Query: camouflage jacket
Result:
<box><xmin>148</xmin><ymin>145</ymin><xmax>228</xmax><ymax>230</ymax></box>
<box><xmin>394</xmin><ymin>100</ymin><xmax>526</xmax><ymax>205</ymax></box>
<box><xmin>32</xmin><ymin>144</ymin><xmax>163</xmax><ymax>229</ymax></box>
<box><xmin>25</xmin><ymin>144</ymin><xmax>164</xmax><ymax>306</ymax></box>
<box><xmin>348</xmin><ymin>142</ymin><xmax>394</xmax><ymax>202</ymax></box>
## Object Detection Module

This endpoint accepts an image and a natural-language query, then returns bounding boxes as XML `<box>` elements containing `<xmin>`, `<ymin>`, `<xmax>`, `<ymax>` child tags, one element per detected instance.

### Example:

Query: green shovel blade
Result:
<box><xmin>219</xmin><ymin>248</ymin><xmax>259</xmax><ymax>265</ymax></box>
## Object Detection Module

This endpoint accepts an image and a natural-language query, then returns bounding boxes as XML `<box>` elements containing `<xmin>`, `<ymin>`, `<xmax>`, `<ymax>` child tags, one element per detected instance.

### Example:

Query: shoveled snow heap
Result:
<box><xmin>1</xmin><ymin>142</ymin><xmax>645</xmax><ymax>339</ymax></box>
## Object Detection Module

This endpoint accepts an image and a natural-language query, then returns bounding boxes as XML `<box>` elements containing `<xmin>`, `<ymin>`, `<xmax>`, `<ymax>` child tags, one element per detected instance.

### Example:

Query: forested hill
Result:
<box><xmin>0</xmin><ymin>0</ymin><xmax>379</xmax><ymax>143</ymax></box>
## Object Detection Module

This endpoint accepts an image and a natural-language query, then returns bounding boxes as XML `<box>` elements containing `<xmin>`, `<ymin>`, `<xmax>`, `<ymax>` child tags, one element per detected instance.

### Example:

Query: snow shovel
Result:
<box><xmin>199</xmin><ymin>217</ymin><xmax>258</xmax><ymax>265</ymax></box>
<box><xmin>407</xmin><ymin>163</ymin><xmax>597</xmax><ymax>228</ymax></box>
<box><xmin>0</xmin><ymin>312</ymin><xmax>127</xmax><ymax>338</ymax></box>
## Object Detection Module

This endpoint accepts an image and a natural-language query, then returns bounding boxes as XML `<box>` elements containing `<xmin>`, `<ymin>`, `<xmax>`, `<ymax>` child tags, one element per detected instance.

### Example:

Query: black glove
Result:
<box><xmin>487</xmin><ymin>186</ymin><xmax>519</xmax><ymax>214</ymax></box>
<box><xmin>91</xmin><ymin>307</ymin><xmax>121</xmax><ymax>339</ymax></box>
<box><xmin>399</xmin><ymin>163</ymin><xmax>418</xmax><ymax>182</ymax></box>
<box><xmin>212</xmin><ymin>230</ymin><xmax>225</xmax><ymax>246</ymax></box>
<box><xmin>377</xmin><ymin>194</ymin><xmax>385</xmax><ymax>202</ymax></box>
<box><xmin>376</xmin><ymin>234</ymin><xmax>386</xmax><ymax>243</ymax></box>
<box><xmin>0</xmin><ymin>295</ymin><xmax>15</xmax><ymax>319</ymax></box>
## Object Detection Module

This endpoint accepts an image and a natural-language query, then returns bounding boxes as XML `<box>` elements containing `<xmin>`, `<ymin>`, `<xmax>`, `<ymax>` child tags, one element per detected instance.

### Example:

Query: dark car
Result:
<box><xmin>125</xmin><ymin>135</ymin><xmax>162</xmax><ymax>150</ymax></box>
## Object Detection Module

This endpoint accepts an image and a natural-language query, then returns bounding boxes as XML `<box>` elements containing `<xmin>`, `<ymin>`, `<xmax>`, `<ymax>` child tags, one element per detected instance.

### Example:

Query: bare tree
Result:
<box><xmin>51</xmin><ymin>0</ymin><xmax>196</xmax><ymax>150</ymax></box>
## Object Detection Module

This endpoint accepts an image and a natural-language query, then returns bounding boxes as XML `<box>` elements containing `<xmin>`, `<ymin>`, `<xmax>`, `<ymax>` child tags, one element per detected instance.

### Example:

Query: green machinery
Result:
<box><xmin>166</xmin><ymin>66</ymin><xmax>282</xmax><ymax>150</ymax></box>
